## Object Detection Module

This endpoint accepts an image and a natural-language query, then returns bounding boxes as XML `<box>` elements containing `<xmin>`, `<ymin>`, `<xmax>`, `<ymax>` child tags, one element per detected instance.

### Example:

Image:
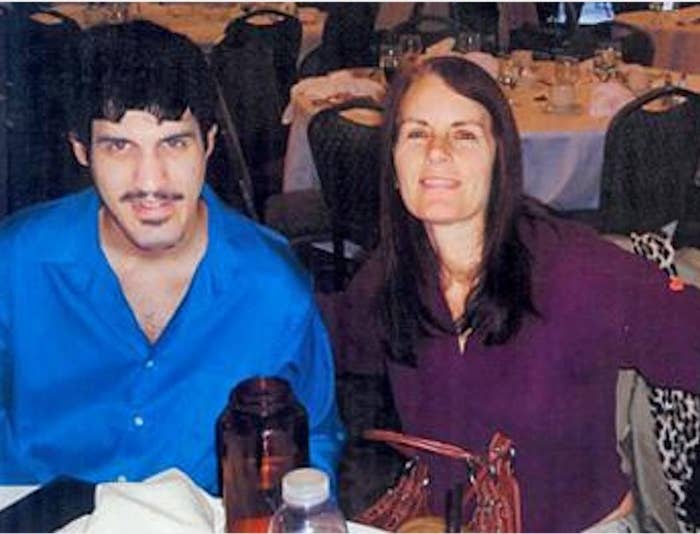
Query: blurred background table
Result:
<box><xmin>46</xmin><ymin>3</ymin><xmax>326</xmax><ymax>59</ymax></box>
<box><xmin>282</xmin><ymin>58</ymin><xmax>700</xmax><ymax>212</ymax></box>
<box><xmin>616</xmin><ymin>5</ymin><xmax>700</xmax><ymax>74</ymax></box>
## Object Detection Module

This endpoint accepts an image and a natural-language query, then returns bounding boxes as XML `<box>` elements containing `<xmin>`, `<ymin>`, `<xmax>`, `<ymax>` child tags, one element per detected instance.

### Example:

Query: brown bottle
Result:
<box><xmin>218</xmin><ymin>376</ymin><xmax>309</xmax><ymax>533</ymax></box>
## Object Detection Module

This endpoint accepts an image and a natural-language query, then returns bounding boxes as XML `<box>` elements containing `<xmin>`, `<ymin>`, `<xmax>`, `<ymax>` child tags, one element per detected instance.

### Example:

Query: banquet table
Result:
<box><xmin>616</xmin><ymin>5</ymin><xmax>700</xmax><ymax>74</ymax></box>
<box><xmin>282</xmin><ymin>58</ymin><xmax>700</xmax><ymax>212</ymax></box>
<box><xmin>46</xmin><ymin>3</ymin><xmax>326</xmax><ymax>60</ymax></box>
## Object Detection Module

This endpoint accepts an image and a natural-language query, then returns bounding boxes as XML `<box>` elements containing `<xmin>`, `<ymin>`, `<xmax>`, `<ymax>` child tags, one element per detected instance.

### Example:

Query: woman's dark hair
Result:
<box><xmin>69</xmin><ymin>20</ymin><xmax>217</xmax><ymax>145</ymax></box>
<box><xmin>378</xmin><ymin>56</ymin><xmax>536</xmax><ymax>365</ymax></box>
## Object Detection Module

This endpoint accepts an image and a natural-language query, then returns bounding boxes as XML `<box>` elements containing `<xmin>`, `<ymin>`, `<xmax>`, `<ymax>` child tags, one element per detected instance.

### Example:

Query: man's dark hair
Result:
<box><xmin>69</xmin><ymin>20</ymin><xmax>217</xmax><ymax>144</ymax></box>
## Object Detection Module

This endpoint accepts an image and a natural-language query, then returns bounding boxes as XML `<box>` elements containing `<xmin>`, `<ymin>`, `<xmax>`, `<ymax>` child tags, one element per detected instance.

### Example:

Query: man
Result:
<box><xmin>0</xmin><ymin>21</ymin><xmax>344</xmax><ymax>494</ymax></box>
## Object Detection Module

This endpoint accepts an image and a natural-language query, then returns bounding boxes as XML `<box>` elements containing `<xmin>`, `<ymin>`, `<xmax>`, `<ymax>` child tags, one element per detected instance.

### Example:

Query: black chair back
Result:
<box><xmin>319</xmin><ymin>4</ymin><xmax>379</xmax><ymax>72</ymax></box>
<box><xmin>222</xmin><ymin>9</ymin><xmax>301</xmax><ymax>108</ymax></box>
<box><xmin>309</xmin><ymin>98</ymin><xmax>384</xmax><ymax>288</ymax></box>
<box><xmin>600</xmin><ymin>86</ymin><xmax>700</xmax><ymax>247</ymax></box>
<box><xmin>392</xmin><ymin>15</ymin><xmax>460</xmax><ymax>49</ymax></box>
<box><xmin>211</xmin><ymin>33</ymin><xmax>288</xmax><ymax>216</ymax></box>
<box><xmin>2</xmin><ymin>7</ymin><xmax>85</xmax><ymax>218</ymax></box>
<box><xmin>610</xmin><ymin>21</ymin><xmax>655</xmax><ymax>66</ymax></box>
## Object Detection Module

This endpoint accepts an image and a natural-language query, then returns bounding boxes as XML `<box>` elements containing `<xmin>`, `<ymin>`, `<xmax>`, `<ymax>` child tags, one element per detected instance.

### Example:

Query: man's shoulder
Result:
<box><xmin>0</xmin><ymin>189</ymin><xmax>95</xmax><ymax>255</ymax></box>
<box><xmin>212</xmin><ymin>202</ymin><xmax>314</xmax><ymax>300</ymax></box>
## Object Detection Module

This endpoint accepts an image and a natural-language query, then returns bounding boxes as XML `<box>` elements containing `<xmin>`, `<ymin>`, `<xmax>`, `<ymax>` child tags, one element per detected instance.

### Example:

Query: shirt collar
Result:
<box><xmin>52</xmin><ymin>184</ymin><xmax>244</xmax><ymax>296</ymax></box>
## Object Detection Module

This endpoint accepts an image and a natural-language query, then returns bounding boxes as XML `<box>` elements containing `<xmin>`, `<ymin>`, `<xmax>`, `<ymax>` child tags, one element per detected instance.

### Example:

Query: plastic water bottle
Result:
<box><xmin>268</xmin><ymin>468</ymin><xmax>348</xmax><ymax>533</ymax></box>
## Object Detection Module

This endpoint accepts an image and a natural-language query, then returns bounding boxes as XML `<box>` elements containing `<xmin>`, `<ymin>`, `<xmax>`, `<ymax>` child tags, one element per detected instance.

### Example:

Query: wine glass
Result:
<box><xmin>454</xmin><ymin>31</ymin><xmax>482</xmax><ymax>53</ymax></box>
<box><xmin>497</xmin><ymin>54</ymin><xmax>519</xmax><ymax>90</ymax></box>
<box><xmin>379</xmin><ymin>43</ymin><xmax>400</xmax><ymax>84</ymax></box>
<box><xmin>554</xmin><ymin>55</ymin><xmax>580</xmax><ymax>86</ymax></box>
<box><xmin>398</xmin><ymin>33</ymin><xmax>423</xmax><ymax>65</ymax></box>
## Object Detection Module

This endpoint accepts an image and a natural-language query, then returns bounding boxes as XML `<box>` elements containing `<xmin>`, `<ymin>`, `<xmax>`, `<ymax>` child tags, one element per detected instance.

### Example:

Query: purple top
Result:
<box><xmin>322</xmin><ymin>216</ymin><xmax>700</xmax><ymax>532</ymax></box>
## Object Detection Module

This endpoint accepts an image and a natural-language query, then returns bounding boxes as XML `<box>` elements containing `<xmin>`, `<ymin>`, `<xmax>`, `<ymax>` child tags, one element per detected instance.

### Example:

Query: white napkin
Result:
<box><xmin>424</xmin><ymin>37</ymin><xmax>456</xmax><ymax>57</ymax></box>
<box><xmin>282</xmin><ymin>71</ymin><xmax>385</xmax><ymax>124</ymax></box>
<box><xmin>588</xmin><ymin>81</ymin><xmax>635</xmax><ymax>117</ymax></box>
<box><xmin>464</xmin><ymin>52</ymin><xmax>499</xmax><ymax>79</ymax></box>
<box><xmin>59</xmin><ymin>469</ymin><xmax>225</xmax><ymax>533</ymax></box>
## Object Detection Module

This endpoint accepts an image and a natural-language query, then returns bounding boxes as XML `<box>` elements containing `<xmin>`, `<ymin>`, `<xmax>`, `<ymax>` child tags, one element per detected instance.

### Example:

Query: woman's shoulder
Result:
<box><xmin>518</xmin><ymin>213</ymin><xmax>666</xmax><ymax>287</ymax></box>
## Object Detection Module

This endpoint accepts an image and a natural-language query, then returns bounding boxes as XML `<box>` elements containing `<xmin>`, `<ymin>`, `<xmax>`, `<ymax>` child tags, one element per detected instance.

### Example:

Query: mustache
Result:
<box><xmin>119</xmin><ymin>190</ymin><xmax>185</xmax><ymax>203</ymax></box>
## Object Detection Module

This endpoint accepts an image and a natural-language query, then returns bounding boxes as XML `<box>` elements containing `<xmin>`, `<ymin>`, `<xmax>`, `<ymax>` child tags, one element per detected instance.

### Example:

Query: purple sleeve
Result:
<box><xmin>619</xmin><ymin>264</ymin><xmax>700</xmax><ymax>393</ymax></box>
<box><xmin>315</xmin><ymin>254</ymin><xmax>387</xmax><ymax>376</ymax></box>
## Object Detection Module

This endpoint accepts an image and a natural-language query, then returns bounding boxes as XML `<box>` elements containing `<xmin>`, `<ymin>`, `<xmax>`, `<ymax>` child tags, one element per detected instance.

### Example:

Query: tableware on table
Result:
<box><xmin>593</xmin><ymin>43</ymin><xmax>622</xmax><ymax>82</ymax></box>
<box><xmin>547</xmin><ymin>84</ymin><xmax>579</xmax><ymax>113</ymax></box>
<box><xmin>454</xmin><ymin>31</ymin><xmax>482</xmax><ymax>53</ymax></box>
<box><xmin>497</xmin><ymin>53</ymin><xmax>519</xmax><ymax>90</ymax></box>
<box><xmin>398</xmin><ymin>33</ymin><xmax>423</xmax><ymax>67</ymax></box>
<box><xmin>554</xmin><ymin>55</ymin><xmax>580</xmax><ymax>85</ymax></box>
<box><xmin>218</xmin><ymin>377</ymin><xmax>308</xmax><ymax>533</ymax></box>
<box><xmin>379</xmin><ymin>42</ymin><xmax>400</xmax><ymax>84</ymax></box>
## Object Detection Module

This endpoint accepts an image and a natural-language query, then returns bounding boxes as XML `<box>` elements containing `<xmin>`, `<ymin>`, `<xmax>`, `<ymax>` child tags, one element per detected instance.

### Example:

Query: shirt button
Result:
<box><xmin>144</xmin><ymin>359</ymin><xmax>155</xmax><ymax>369</ymax></box>
<box><xmin>133</xmin><ymin>415</ymin><xmax>145</xmax><ymax>427</ymax></box>
<box><xmin>117</xmin><ymin>475</ymin><xmax>127</xmax><ymax>482</ymax></box>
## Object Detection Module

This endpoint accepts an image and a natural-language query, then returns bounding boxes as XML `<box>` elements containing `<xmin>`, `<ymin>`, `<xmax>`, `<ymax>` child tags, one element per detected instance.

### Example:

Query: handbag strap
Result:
<box><xmin>363</xmin><ymin>429</ymin><xmax>481</xmax><ymax>463</ymax></box>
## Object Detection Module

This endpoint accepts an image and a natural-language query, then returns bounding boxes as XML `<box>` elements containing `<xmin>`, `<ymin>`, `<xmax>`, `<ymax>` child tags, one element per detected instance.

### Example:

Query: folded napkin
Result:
<box><xmin>424</xmin><ymin>37</ymin><xmax>456</xmax><ymax>57</ymax></box>
<box><xmin>464</xmin><ymin>52</ymin><xmax>499</xmax><ymax>79</ymax></box>
<box><xmin>588</xmin><ymin>81</ymin><xmax>635</xmax><ymax>117</ymax></box>
<box><xmin>283</xmin><ymin>71</ymin><xmax>385</xmax><ymax>124</ymax></box>
<box><xmin>59</xmin><ymin>469</ymin><xmax>224</xmax><ymax>533</ymax></box>
<box><xmin>57</xmin><ymin>469</ymin><xmax>382</xmax><ymax>534</ymax></box>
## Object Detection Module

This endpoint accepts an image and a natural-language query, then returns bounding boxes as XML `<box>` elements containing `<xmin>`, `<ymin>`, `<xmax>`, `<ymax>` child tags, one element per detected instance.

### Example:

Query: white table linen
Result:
<box><xmin>616</xmin><ymin>5</ymin><xmax>700</xmax><ymax>74</ymax></box>
<box><xmin>282</xmin><ymin>59</ymin><xmax>700</xmax><ymax>211</ymax></box>
<box><xmin>0</xmin><ymin>470</ymin><xmax>385</xmax><ymax>533</ymax></box>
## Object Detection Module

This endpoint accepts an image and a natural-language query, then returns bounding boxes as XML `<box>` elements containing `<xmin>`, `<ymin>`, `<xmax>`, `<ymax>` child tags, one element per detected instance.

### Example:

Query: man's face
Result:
<box><xmin>71</xmin><ymin>109</ymin><xmax>217</xmax><ymax>252</ymax></box>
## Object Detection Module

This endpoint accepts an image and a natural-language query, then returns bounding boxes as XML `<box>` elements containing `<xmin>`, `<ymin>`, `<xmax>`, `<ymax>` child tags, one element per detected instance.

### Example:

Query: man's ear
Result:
<box><xmin>205</xmin><ymin>124</ymin><xmax>218</xmax><ymax>159</ymax></box>
<box><xmin>68</xmin><ymin>133</ymin><xmax>90</xmax><ymax>167</ymax></box>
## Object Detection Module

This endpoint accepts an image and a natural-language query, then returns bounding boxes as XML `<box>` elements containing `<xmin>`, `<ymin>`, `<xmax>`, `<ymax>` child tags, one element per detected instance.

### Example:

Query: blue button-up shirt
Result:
<box><xmin>0</xmin><ymin>185</ymin><xmax>345</xmax><ymax>494</ymax></box>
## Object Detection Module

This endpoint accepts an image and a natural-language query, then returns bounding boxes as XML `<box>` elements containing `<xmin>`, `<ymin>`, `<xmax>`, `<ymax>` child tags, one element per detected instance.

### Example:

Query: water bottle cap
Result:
<box><xmin>282</xmin><ymin>468</ymin><xmax>330</xmax><ymax>507</ymax></box>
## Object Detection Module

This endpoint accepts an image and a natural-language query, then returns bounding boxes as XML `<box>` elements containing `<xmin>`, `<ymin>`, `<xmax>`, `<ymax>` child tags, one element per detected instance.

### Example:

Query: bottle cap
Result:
<box><xmin>282</xmin><ymin>468</ymin><xmax>330</xmax><ymax>508</ymax></box>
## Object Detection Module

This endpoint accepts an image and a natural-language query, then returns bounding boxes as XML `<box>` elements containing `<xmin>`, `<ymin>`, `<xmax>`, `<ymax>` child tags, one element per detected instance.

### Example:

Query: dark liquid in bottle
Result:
<box><xmin>218</xmin><ymin>377</ymin><xmax>309</xmax><ymax>533</ymax></box>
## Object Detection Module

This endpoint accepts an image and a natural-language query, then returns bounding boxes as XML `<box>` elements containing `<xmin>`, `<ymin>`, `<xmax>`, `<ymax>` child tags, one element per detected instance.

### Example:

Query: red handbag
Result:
<box><xmin>354</xmin><ymin>430</ymin><xmax>522</xmax><ymax>532</ymax></box>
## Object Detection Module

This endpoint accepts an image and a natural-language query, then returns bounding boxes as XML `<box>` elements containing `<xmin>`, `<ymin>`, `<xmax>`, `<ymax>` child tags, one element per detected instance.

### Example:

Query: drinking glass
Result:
<box><xmin>398</xmin><ymin>33</ymin><xmax>423</xmax><ymax>61</ymax></box>
<box><xmin>593</xmin><ymin>42</ymin><xmax>621</xmax><ymax>81</ymax></box>
<box><xmin>454</xmin><ymin>31</ymin><xmax>482</xmax><ymax>53</ymax></box>
<box><xmin>379</xmin><ymin>43</ymin><xmax>400</xmax><ymax>84</ymax></box>
<box><xmin>497</xmin><ymin>54</ymin><xmax>519</xmax><ymax>90</ymax></box>
<box><xmin>554</xmin><ymin>55</ymin><xmax>580</xmax><ymax>85</ymax></box>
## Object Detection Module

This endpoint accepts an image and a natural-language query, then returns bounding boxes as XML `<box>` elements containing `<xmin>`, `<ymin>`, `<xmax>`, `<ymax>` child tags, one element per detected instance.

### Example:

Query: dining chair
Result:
<box><xmin>599</xmin><ymin>86</ymin><xmax>700</xmax><ymax>248</ymax></box>
<box><xmin>308</xmin><ymin>98</ymin><xmax>384</xmax><ymax>289</ymax></box>
<box><xmin>210</xmin><ymin>37</ymin><xmax>288</xmax><ymax>217</ymax></box>
<box><xmin>298</xmin><ymin>4</ymin><xmax>380</xmax><ymax>81</ymax></box>
<box><xmin>610</xmin><ymin>21</ymin><xmax>655</xmax><ymax>66</ymax></box>
<box><xmin>392</xmin><ymin>14</ymin><xmax>461</xmax><ymax>49</ymax></box>
<box><xmin>2</xmin><ymin>6</ymin><xmax>85</xmax><ymax>218</ymax></box>
<box><xmin>221</xmin><ymin>9</ymin><xmax>301</xmax><ymax>109</ymax></box>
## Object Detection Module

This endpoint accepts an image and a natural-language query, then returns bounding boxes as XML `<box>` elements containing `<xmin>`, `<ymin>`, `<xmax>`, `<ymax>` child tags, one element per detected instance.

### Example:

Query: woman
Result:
<box><xmin>320</xmin><ymin>56</ymin><xmax>700</xmax><ymax>532</ymax></box>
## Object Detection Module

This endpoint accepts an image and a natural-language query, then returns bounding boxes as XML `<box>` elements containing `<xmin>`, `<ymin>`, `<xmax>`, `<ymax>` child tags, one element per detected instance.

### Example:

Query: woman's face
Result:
<box><xmin>393</xmin><ymin>74</ymin><xmax>497</xmax><ymax>229</ymax></box>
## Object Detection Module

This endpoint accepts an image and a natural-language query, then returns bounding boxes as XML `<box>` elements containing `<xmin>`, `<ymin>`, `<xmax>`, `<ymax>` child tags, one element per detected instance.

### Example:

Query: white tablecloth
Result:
<box><xmin>616</xmin><ymin>5</ymin><xmax>700</xmax><ymax>74</ymax></box>
<box><xmin>48</xmin><ymin>3</ymin><xmax>326</xmax><ymax>61</ymax></box>
<box><xmin>0</xmin><ymin>471</ymin><xmax>384</xmax><ymax>533</ymax></box>
<box><xmin>0</xmin><ymin>485</ymin><xmax>36</xmax><ymax>509</ymax></box>
<box><xmin>282</xmin><ymin>59</ymin><xmax>700</xmax><ymax>212</ymax></box>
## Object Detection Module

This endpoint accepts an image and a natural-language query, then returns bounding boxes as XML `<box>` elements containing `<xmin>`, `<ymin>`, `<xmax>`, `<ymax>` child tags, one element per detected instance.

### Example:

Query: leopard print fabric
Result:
<box><xmin>649</xmin><ymin>387</ymin><xmax>700</xmax><ymax>532</ymax></box>
<box><xmin>630</xmin><ymin>222</ymin><xmax>699</xmax><ymax>531</ymax></box>
<box><xmin>630</xmin><ymin>226</ymin><xmax>678</xmax><ymax>278</ymax></box>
